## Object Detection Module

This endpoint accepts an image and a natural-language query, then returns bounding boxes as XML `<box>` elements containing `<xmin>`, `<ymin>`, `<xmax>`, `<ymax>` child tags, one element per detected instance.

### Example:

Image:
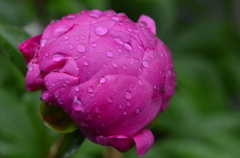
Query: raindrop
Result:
<box><xmin>101</xmin><ymin>123</ymin><xmax>105</xmax><ymax>127</ymax></box>
<box><xmin>77</xmin><ymin>43</ymin><xmax>86</xmax><ymax>53</ymax></box>
<box><xmin>83</xmin><ymin>60</ymin><xmax>89</xmax><ymax>66</ymax></box>
<box><xmin>112</xmin><ymin>62</ymin><xmax>118</xmax><ymax>68</ymax></box>
<box><xmin>88</xmin><ymin>86</ymin><xmax>94</xmax><ymax>93</ymax></box>
<box><xmin>53</xmin><ymin>25</ymin><xmax>71</xmax><ymax>37</ymax></box>
<box><xmin>89</xmin><ymin>10</ymin><xmax>102</xmax><ymax>18</ymax></box>
<box><xmin>45</xmin><ymin>53</ymin><xmax>49</xmax><ymax>57</ymax></box>
<box><xmin>106</xmin><ymin>51</ymin><xmax>113</xmax><ymax>58</ymax></box>
<box><xmin>123</xmin><ymin>111</ymin><xmax>127</xmax><ymax>115</ymax></box>
<box><xmin>95</xmin><ymin>108</ymin><xmax>100</xmax><ymax>113</ymax></box>
<box><xmin>40</xmin><ymin>39</ymin><xmax>48</xmax><ymax>47</ymax></box>
<box><xmin>29</xmin><ymin>66</ymin><xmax>33</xmax><ymax>71</ymax></box>
<box><xmin>64</xmin><ymin>36</ymin><xmax>69</xmax><ymax>40</ymax></box>
<box><xmin>128</xmin><ymin>28</ymin><xmax>132</xmax><ymax>32</ymax></box>
<box><xmin>95</xmin><ymin>26</ymin><xmax>108</xmax><ymax>36</ymax></box>
<box><xmin>138</xmin><ymin>80</ymin><xmax>143</xmax><ymax>86</ymax></box>
<box><xmin>142</xmin><ymin>60</ymin><xmax>150</xmax><ymax>68</ymax></box>
<box><xmin>81</xmin><ymin>36</ymin><xmax>86</xmax><ymax>40</ymax></box>
<box><xmin>106</xmin><ymin>97</ymin><xmax>113</xmax><ymax>103</ymax></box>
<box><xmin>123</xmin><ymin>43</ymin><xmax>132</xmax><ymax>51</ymax></box>
<box><xmin>135</xmin><ymin>108</ymin><xmax>140</xmax><ymax>114</ymax></box>
<box><xmin>52</xmin><ymin>83</ymin><xmax>55</xmax><ymax>87</ymax></box>
<box><xmin>72</xmin><ymin>96</ymin><xmax>84</xmax><ymax>111</ymax></box>
<box><xmin>65</xmin><ymin>14</ymin><xmax>76</xmax><ymax>20</ymax></box>
<box><xmin>52</xmin><ymin>54</ymin><xmax>64</xmax><ymax>62</ymax></box>
<box><xmin>138</xmin><ymin>45</ymin><xmax>143</xmax><ymax>49</ymax></box>
<box><xmin>74</xmin><ymin>86</ymin><xmax>79</xmax><ymax>91</ymax></box>
<box><xmin>91</xmin><ymin>43</ymin><xmax>97</xmax><ymax>47</ymax></box>
<box><xmin>126</xmin><ymin>102</ymin><xmax>131</xmax><ymax>107</ymax></box>
<box><xmin>133</xmin><ymin>29</ymin><xmax>138</xmax><ymax>33</ymax></box>
<box><xmin>99</xmin><ymin>77</ymin><xmax>106</xmax><ymax>84</ymax></box>
<box><xmin>114</xmin><ymin>38</ymin><xmax>123</xmax><ymax>45</ymax></box>
<box><xmin>119</xmin><ymin>104</ymin><xmax>123</xmax><ymax>109</ymax></box>
<box><xmin>122</xmin><ymin>64</ymin><xmax>127</xmax><ymax>70</ymax></box>
<box><xmin>138</xmin><ymin>21</ymin><xmax>147</xmax><ymax>28</ymax></box>
<box><xmin>69</xmin><ymin>44</ymin><xmax>74</xmax><ymax>50</ymax></box>
<box><xmin>111</xmin><ymin>16</ymin><xmax>120</xmax><ymax>21</ymax></box>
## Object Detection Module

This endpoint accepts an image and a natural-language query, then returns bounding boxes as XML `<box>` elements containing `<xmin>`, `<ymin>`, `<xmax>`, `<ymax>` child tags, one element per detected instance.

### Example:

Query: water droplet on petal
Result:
<box><xmin>111</xmin><ymin>16</ymin><xmax>120</xmax><ymax>21</ymax></box>
<box><xmin>89</xmin><ymin>10</ymin><xmax>102</xmax><ymax>18</ymax></box>
<box><xmin>125</xmin><ymin>92</ymin><xmax>132</xmax><ymax>99</ymax></box>
<box><xmin>29</xmin><ymin>66</ymin><xmax>33</xmax><ymax>71</ymax></box>
<box><xmin>119</xmin><ymin>104</ymin><xmax>123</xmax><ymax>109</ymax></box>
<box><xmin>77</xmin><ymin>43</ymin><xmax>86</xmax><ymax>53</ymax></box>
<box><xmin>138</xmin><ymin>21</ymin><xmax>147</xmax><ymax>28</ymax></box>
<box><xmin>54</xmin><ymin>25</ymin><xmax>71</xmax><ymax>37</ymax></box>
<box><xmin>122</xmin><ymin>64</ymin><xmax>127</xmax><ymax>70</ymax></box>
<box><xmin>69</xmin><ymin>44</ymin><xmax>74</xmax><ymax>50</ymax></box>
<box><xmin>83</xmin><ymin>60</ymin><xmax>89</xmax><ymax>66</ymax></box>
<box><xmin>126</xmin><ymin>102</ymin><xmax>131</xmax><ymax>106</ymax></box>
<box><xmin>74</xmin><ymin>86</ymin><xmax>79</xmax><ymax>91</ymax></box>
<box><xmin>138</xmin><ymin>45</ymin><xmax>143</xmax><ymax>49</ymax></box>
<box><xmin>64</xmin><ymin>36</ymin><xmax>69</xmax><ymax>40</ymax></box>
<box><xmin>133</xmin><ymin>29</ymin><xmax>138</xmax><ymax>33</ymax></box>
<box><xmin>128</xmin><ymin>28</ymin><xmax>132</xmax><ymax>32</ymax></box>
<box><xmin>72</xmin><ymin>96</ymin><xmax>84</xmax><ymax>111</ymax></box>
<box><xmin>123</xmin><ymin>111</ymin><xmax>127</xmax><ymax>115</ymax></box>
<box><xmin>106</xmin><ymin>97</ymin><xmax>113</xmax><ymax>103</ymax></box>
<box><xmin>91</xmin><ymin>43</ymin><xmax>97</xmax><ymax>47</ymax></box>
<box><xmin>95</xmin><ymin>108</ymin><xmax>100</xmax><ymax>113</ymax></box>
<box><xmin>52</xmin><ymin>54</ymin><xmax>64</xmax><ymax>62</ymax></box>
<box><xmin>135</xmin><ymin>108</ymin><xmax>140</xmax><ymax>114</ymax></box>
<box><xmin>88</xmin><ymin>86</ymin><xmax>94</xmax><ymax>93</ymax></box>
<box><xmin>112</xmin><ymin>62</ymin><xmax>118</xmax><ymax>68</ymax></box>
<box><xmin>99</xmin><ymin>77</ymin><xmax>106</xmax><ymax>84</ymax></box>
<box><xmin>66</xmin><ymin>14</ymin><xmax>76</xmax><ymax>20</ymax></box>
<box><xmin>143</xmin><ymin>60</ymin><xmax>150</xmax><ymax>68</ymax></box>
<box><xmin>95</xmin><ymin>25</ymin><xmax>108</xmax><ymax>36</ymax></box>
<box><xmin>40</xmin><ymin>39</ymin><xmax>48</xmax><ymax>47</ymax></box>
<box><xmin>106</xmin><ymin>51</ymin><xmax>113</xmax><ymax>58</ymax></box>
<box><xmin>123</xmin><ymin>43</ymin><xmax>132</xmax><ymax>51</ymax></box>
<box><xmin>138</xmin><ymin>80</ymin><xmax>143</xmax><ymax>86</ymax></box>
<box><xmin>114</xmin><ymin>38</ymin><xmax>123</xmax><ymax>45</ymax></box>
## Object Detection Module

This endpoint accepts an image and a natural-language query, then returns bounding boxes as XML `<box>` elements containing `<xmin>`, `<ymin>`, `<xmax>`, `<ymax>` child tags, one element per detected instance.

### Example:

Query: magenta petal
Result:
<box><xmin>96</xmin><ymin>135</ymin><xmax>135</xmax><ymax>152</ymax></box>
<box><xmin>25</xmin><ymin>63</ymin><xmax>43</xmax><ymax>91</ymax></box>
<box><xmin>138</xmin><ymin>15</ymin><xmax>156</xmax><ymax>35</ymax></box>
<box><xmin>133</xmin><ymin>129</ymin><xmax>154</xmax><ymax>157</ymax></box>
<box><xmin>18</xmin><ymin>34</ymin><xmax>42</xmax><ymax>63</ymax></box>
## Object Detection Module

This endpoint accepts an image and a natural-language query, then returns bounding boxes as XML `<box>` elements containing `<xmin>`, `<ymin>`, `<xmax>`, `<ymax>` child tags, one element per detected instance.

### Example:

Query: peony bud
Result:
<box><xmin>19</xmin><ymin>9</ymin><xmax>176</xmax><ymax>156</ymax></box>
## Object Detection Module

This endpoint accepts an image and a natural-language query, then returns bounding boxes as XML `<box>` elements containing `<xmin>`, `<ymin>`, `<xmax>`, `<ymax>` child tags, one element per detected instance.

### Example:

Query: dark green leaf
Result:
<box><xmin>0</xmin><ymin>24</ymin><xmax>30</xmax><ymax>75</ymax></box>
<box><xmin>56</xmin><ymin>130</ymin><xmax>85</xmax><ymax>158</ymax></box>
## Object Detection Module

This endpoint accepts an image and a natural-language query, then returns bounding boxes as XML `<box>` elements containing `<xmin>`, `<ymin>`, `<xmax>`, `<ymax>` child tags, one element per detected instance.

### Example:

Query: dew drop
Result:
<box><xmin>83</xmin><ymin>60</ymin><xmax>89</xmax><ymax>66</ymax></box>
<box><xmin>114</xmin><ymin>38</ymin><xmax>123</xmax><ymax>45</ymax></box>
<box><xmin>95</xmin><ymin>25</ymin><xmax>108</xmax><ymax>36</ymax></box>
<box><xmin>138</xmin><ymin>45</ymin><xmax>143</xmax><ymax>49</ymax></box>
<box><xmin>122</xmin><ymin>64</ymin><xmax>127</xmax><ymax>70</ymax></box>
<box><xmin>138</xmin><ymin>80</ymin><xmax>143</xmax><ymax>86</ymax></box>
<box><xmin>91</xmin><ymin>43</ymin><xmax>97</xmax><ymax>47</ymax></box>
<box><xmin>112</xmin><ymin>62</ymin><xmax>118</xmax><ymax>68</ymax></box>
<box><xmin>54</xmin><ymin>25</ymin><xmax>71</xmax><ymax>37</ymax></box>
<box><xmin>119</xmin><ymin>104</ymin><xmax>123</xmax><ymax>109</ymax></box>
<box><xmin>72</xmin><ymin>96</ymin><xmax>84</xmax><ymax>111</ymax></box>
<box><xmin>88</xmin><ymin>86</ymin><xmax>94</xmax><ymax>93</ymax></box>
<box><xmin>138</xmin><ymin>21</ymin><xmax>147</xmax><ymax>28</ymax></box>
<box><xmin>69</xmin><ymin>44</ymin><xmax>74</xmax><ymax>50</ymax></box>
<box><xmin>128</xmin><ymin>28</ymin><xmax>132</xmax><ymax>32</ymax></box>
<box><xmin>95</xmin><ymin>108</ymin><xmax>100</xmax><ymax>113</ymax></box>
<box><xmin>29</xmin><ymin>66</ymin><xmax>33</xmax><ymax>71</ymax></box>
<box><xmin>142</xmin><ymin>60</ymin><xmax>150</xmax><ymax>68</ymax></box>
<box><xmin>65</xmin><ymin>14</ymin><xmax>76</xmax><ymax>20</ymax></box>
<box><xmin>74</xmin><ymin>86</ymin><xmax>79</xmax><ymax>91</ymax></box>
<box><xmin>64</xmin><ymin>36</ymin><xmax>69</xmax><ymax>40</ymax></box>
<box><xmin>106</xmin><ymin>97</ymin><xmax>113</xmax><ymax>103</ymax></box>
<box><xmin>45</xmin><ymin>53</ymin><xmax>49</xmax><ymax>57</ymax></box>
<box><xmin>40</xmin><ymin>39</ymin><xmax>48</xmax><ymax>47</ymax></box>
<box><xmin>133</xmin><ymin>29</ymin><xmax>138</xmax><ymax>33</ymax></box>
<box><xmin>99</xmin><ymin>77</ymin><xmax>106</xmax><ymax>84</ymax></box>
<box><xmin>106</xmin><ymin>51</ymin><xmax>113</xmax><ymax>58</ymax></box>
<box><xmin>135</xmin><ymin>108</ymin><xmax>140</xmax><ymax>114</ymax></box>
<box><xmin>52</xmin><ymin>54</ymin><xmax>64</xmax><ymax>62</ymax></box>
<box><xmin>125</xmin><ymin>92</ymin><xmax>132</xmax><ymax>99</ymax></box>
<box><xmin>123</xmin><ymin>111</ymin><xmax>127</xmax><ymax>115</ymax></box>
<box><xmin>126</xmin><ymin>102</ymin><xmax>131</xmax><ymax>106</ymax></box>
<box><xmin>89</xmin><ymin>10</ymin><xmax>102</xmax><ymax>18</ymax></box>
<box><xmin>77</xmin><ymin>43</ymin><xmax>86</xmax><ymax>53</ymax></box>
<box><xmin>123</xmin><ymin>43</ymin><xmax>132</xmax><ymax>51</ymax></box>
<box><xmin>111</xmin><ymin>16</ymin><xmax>120</xmax><ymax>21</ymax></box>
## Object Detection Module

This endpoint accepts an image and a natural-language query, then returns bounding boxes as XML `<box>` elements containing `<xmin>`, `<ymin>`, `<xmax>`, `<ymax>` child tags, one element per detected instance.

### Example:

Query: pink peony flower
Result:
<box><xmin>19</xmin><ymin>9</ymin><xmax>176</xmax><ymax>156</ymax></box>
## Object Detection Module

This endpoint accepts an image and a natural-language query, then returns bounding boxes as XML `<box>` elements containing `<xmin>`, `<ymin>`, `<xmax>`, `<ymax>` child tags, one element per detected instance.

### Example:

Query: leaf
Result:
<box><xmin>0</xmin><ymin>24</ymin><xmax>30</xmax><ymax>75</ymax></box>
<box><xmin>56</xmin><ymin>130</ymin><xmax>85</xmax><ymax>158</ymax></box>
<box><xmin>39</xmin><ymin>101</ymin><xmax>78</xmax><ymax>133</ymax></box>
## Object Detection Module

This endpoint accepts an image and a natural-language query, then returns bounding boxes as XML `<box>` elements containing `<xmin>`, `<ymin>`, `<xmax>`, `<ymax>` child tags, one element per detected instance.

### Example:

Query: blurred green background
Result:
<box><xmin>0</xmin><ymin>0</ymin><xmax>240</xmax><ymax>158</ymax></box>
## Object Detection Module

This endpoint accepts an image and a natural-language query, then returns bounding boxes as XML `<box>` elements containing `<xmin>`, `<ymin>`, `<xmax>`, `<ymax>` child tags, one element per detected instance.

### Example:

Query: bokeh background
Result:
<box><xmin>0</xmin><ymin>0</ymin><xmax>240</xmax><ymax>158</ymax></box>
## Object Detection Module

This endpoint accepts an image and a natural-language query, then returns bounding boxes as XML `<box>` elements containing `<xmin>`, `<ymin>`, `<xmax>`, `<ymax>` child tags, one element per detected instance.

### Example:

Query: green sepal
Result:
<box><xmin>39</xmin><ymin>101</ymin><xmax>78</xmax><ymax>133</ymax></box>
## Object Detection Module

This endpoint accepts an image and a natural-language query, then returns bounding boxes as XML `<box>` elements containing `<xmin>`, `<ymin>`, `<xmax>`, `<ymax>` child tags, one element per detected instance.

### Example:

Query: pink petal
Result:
<box><xmin>25</xmin><ymin>62</ymin><xmax>43</xmax><ymax>91</ymax></box>
<box><xmin>138</xmin><ymin>15</ymin><xmax>156</xmax><ymax>34</ymax></box>
<box><xmin>96</xmin><ymin>135</ymin><xmax>135</xmax><ymax>152</ymax></box>
<box><xmin>133</xmin><ymin>128</ymin><xmax>154</xmax><ymax>157</ymax></box>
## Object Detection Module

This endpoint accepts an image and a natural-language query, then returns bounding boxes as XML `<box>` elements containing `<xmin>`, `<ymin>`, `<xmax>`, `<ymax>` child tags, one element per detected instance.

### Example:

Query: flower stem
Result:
<box><xmin>104</xmin><ymin>146</ymin><xmax>123</xmax><ymax>158</ymax></box>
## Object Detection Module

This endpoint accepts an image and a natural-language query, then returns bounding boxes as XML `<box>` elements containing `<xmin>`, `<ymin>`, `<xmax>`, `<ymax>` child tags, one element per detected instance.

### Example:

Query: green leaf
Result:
<box><xmin>39</xmin><ymin>102</ymin><xmax>78</xmax><ymax>133</ymax></box>
<box><xmin>0</xmin><ymin>24</ymin><xmax>30</xmax><ymax>75</ymax></box>
<box><xmin>56</xmin><ymin>130</ymin><xmax>85</xmax><ymax>158</ymax></box>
